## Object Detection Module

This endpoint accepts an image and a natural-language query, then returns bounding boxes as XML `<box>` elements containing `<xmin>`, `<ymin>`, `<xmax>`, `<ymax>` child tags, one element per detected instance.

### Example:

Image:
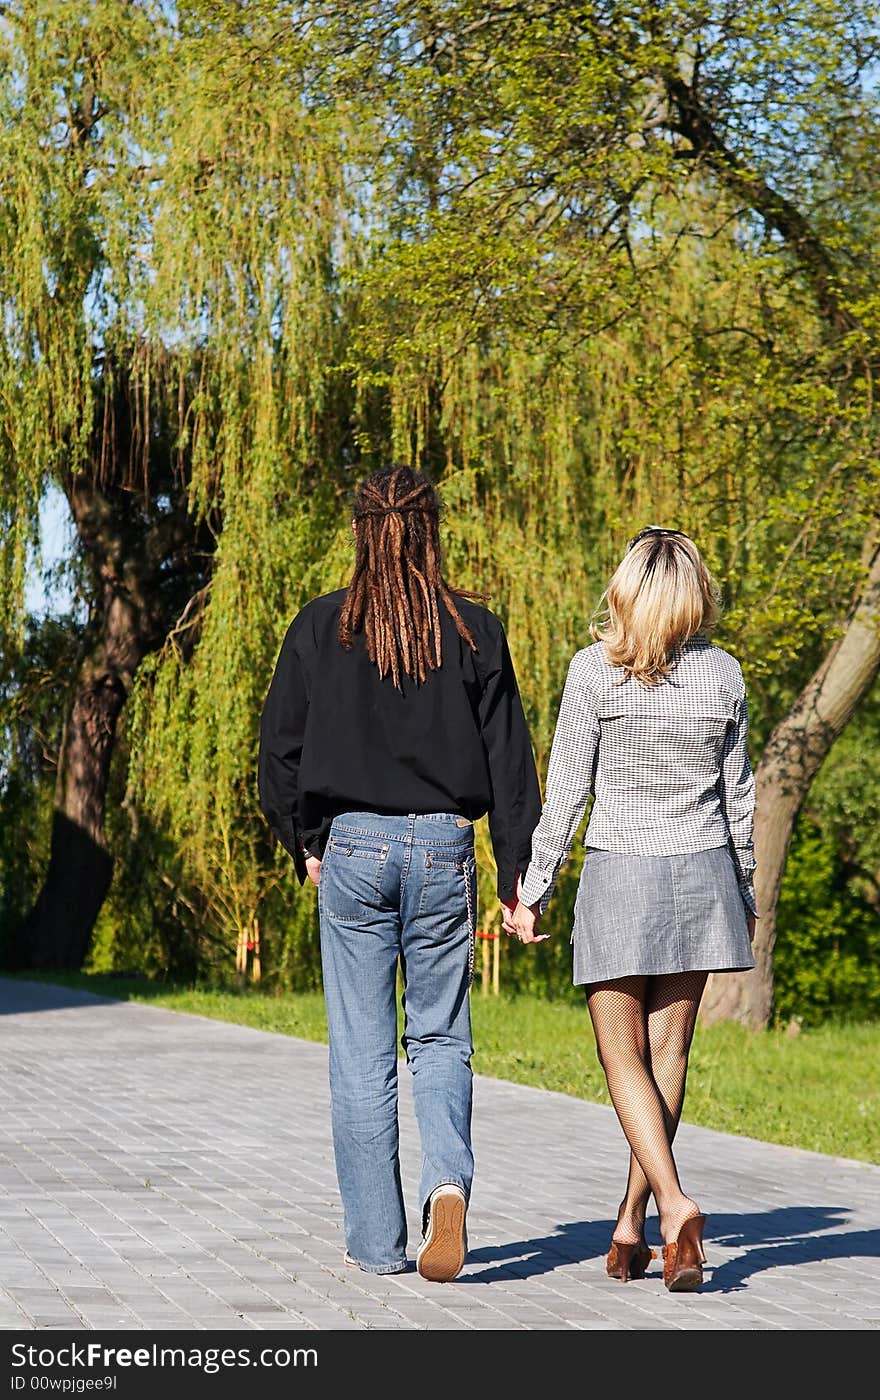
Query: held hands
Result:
<box><xmin>501</xmin><ymin>875</ymin><xmax>549</xmax><ymax>945</ymax></box>
<box><xmin>305</xmin><ymin>855</ymin><xmax>322</xmax><ymax>887</ymax></box>
<box><xmin>506</xmin><ymin>899</ymin><xmax>549</xmax><ymax>944</ymax></box>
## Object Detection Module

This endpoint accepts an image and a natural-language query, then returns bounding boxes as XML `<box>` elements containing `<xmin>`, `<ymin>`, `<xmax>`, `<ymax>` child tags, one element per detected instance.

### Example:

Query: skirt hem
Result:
<box><xmin>574</xmin><ymin>959</ymin><xmax>755</xmax><ymax>986</ymax></box>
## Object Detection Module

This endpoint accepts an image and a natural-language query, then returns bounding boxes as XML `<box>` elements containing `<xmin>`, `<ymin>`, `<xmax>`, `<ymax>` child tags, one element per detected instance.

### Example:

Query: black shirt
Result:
<box><xmin>257</xmin><ymin>589</ymin><xmax>541</xmax><ymax>903</ymax></box>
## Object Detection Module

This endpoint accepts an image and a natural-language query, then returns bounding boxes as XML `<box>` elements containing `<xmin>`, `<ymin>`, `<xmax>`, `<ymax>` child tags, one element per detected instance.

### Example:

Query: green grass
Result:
<box><xmin>15</xmin><ymin>971</ymin><xmax>880</xmax><ymax>1165</ymax></box>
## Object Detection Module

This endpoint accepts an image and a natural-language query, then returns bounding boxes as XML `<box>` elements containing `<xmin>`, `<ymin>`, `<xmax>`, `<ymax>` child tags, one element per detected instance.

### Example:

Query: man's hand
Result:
<box><xmin>503</xmin><ymin>899</ymin><xmax>549</xmax><ymax>945</ymax></box>
<box><xmin>305</xmin><ymin>855</ymin><xmax>322</xmax><ymax>887</ymax></box>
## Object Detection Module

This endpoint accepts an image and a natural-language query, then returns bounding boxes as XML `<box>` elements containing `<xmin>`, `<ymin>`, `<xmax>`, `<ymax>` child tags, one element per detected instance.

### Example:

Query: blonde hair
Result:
<box><xmin>591</xmin><ymin>527</ymin><xmax>721</xmax><ymax>685</ymax></box>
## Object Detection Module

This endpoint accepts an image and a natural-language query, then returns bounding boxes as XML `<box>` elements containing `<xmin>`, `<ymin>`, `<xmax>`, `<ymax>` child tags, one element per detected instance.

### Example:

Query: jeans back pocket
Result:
<box><xmin>321</xmin><ymin>837</ymin><xmax>389</xmax><ymax>923</ymax></box>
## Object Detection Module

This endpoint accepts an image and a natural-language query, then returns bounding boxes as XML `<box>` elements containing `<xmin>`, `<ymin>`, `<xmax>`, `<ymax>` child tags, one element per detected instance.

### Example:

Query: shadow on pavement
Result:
<box><xmin>703</xmin><ymin>1206</ymin><xmax>880</xmax><ymax>1292</ymax></box>
<box><xmin>0</xmin><ymin>975</ymin><xmax>134</xmax><ymax>1014</ymax></box>
<box><xmin>461</xmin><ymin>1205</ymin><xmax>880</xmax><ymax>1289</ymax></box>
<box><xmin>462</xmin><ymin>1217</ymin><xmax>613</xmax><ymax>1282</ymax></box>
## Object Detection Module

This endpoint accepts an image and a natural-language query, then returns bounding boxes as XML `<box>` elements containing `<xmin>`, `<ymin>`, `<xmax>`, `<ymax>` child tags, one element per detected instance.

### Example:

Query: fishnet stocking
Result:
<box><xmin>586</xmin><ymin>972</ymin><xmax>707</xmax><ymax>1244</ymax></box>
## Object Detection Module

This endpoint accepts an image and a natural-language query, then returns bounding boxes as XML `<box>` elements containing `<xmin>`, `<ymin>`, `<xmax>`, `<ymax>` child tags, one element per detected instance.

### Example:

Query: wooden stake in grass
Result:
<box><xmin>478</xmin><ymin>926</ymin><xmax>500</xmax><ymax>997</ymax></box>
<box><xmin>251</xmin><ymin>917</ymin><xmax>261</xmax><ymax>984</ymax></box>
<box><xmin>493</xmin><ymin>919</ymin><xmax>501</xmax><ymax>997</ymax></box>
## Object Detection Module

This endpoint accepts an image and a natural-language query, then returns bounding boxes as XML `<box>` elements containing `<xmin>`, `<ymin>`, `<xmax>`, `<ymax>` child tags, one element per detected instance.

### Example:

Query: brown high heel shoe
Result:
<box><xmin>662</xmin><ymin>1214</ymin><xmax>706</xmax><ymax>1292</ymax></box>
<box><xmin>606</xmin><ymin>1238</ymin><xmax>657</xmax><ymax>1282</ymax></box>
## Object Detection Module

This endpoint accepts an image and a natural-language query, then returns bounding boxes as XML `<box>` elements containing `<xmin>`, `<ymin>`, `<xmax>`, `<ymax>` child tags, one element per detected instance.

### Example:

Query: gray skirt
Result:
<box><xmin>571</xmin><ymin>845</ymin><xmax>755</xmax><ymax>985</ymax></box>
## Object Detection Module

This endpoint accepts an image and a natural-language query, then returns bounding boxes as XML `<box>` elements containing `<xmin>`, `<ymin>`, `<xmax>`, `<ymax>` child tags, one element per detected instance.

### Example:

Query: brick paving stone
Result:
<box><xmin>0</xmin><ymin>976</ymin><xmax>877</xmax><ymax>1332</ymax></box>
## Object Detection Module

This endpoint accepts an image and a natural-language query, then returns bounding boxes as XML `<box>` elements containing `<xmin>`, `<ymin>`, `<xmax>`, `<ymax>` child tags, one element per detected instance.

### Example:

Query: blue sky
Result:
<box><xmin>24</xmin><ymin>486</ymin><xmax>77</xmax><ymax>618</ymax></box>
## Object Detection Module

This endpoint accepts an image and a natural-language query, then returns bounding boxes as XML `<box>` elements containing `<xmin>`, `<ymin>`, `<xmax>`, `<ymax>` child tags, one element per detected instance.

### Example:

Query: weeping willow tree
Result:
<box><xmin>0</xmin><ymin>1</ymin><xmax>211</xmax><ymax>967</ymax></box>
<box><xmin>0</xmin><ymin>1</ymin><xmax>372</xmax><ymax>969</ymax></box>
<box><xmin>125</xmin><ymin>4</ymin><xmax>378</xmax><ymax>981</ymax></box>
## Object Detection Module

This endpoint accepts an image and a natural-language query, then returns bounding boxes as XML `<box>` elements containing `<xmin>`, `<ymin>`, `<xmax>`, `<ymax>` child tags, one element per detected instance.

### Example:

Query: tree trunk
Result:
<box><xmin>24</xmin><ymin>663</ymin><xmax>126</xmax><ymax>969</ymax></box>
<box><xmin>20</xmin><ymin>467</ymin><xmax>206</xmax><ymax>970</ymax></box>
<box><xmin>701</xmin><ymin>542</ymin><xmax>880</xmax><ymax>1026</ymax></box>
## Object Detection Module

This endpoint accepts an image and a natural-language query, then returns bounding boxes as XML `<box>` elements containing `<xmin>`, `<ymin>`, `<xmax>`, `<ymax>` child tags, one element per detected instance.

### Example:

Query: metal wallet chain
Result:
<box><xmin>463</xmin><ymin>859</ymin><xmax>476</xmax><ymax>989</ymax></box>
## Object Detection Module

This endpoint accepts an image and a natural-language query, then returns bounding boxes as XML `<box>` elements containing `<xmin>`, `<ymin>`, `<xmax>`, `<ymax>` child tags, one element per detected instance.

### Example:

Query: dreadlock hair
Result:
<box><xmin>338</xmin><ymin>465</ymin><xmax>480</xmax><ymax>687</ymax></box>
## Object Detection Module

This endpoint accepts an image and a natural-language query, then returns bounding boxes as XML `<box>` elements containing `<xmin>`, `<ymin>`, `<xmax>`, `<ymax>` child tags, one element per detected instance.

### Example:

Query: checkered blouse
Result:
<box><xmin>518</xmin><ymin>638</ymin><xmax>757</xmax><ymax>915</ymax></box>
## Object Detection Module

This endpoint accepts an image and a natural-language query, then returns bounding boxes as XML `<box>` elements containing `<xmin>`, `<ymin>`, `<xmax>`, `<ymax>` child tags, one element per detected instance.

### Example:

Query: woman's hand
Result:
<box><xmin>305</xmin><ymin>855</ymin><xmax>322</xmax><ymax>887</ymax></box>
<box><xmin>747</xmin><ymin>912</ymin><xmax>756</xmax><ymax>943</ymax></box>
<box><xmin>503</xmin><ymin>899</ymin><xmax>549</xmax><ymax>945</ymax></box>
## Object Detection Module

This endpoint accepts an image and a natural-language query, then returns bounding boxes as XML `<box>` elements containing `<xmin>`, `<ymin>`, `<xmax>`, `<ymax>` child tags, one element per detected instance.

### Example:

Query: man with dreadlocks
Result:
<box><xmin>258</xmin><ymin>465</ymin><xmax>541</xmax><ymax>1282</ymax></box>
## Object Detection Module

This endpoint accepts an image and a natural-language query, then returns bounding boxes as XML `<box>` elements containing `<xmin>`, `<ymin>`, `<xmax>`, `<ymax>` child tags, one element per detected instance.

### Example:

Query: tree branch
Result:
<box><xmin>663</xmin><ymin>74</ymin><xmax>861</xmax><ymax>340</ymax></box>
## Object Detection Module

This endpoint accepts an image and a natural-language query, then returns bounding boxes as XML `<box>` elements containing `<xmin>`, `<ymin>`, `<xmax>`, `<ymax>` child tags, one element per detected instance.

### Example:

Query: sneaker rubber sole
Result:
<box><xmin>417</xmin><ymin>1190</ymin><xmax>467</xmax><ymax>1283</ymax></box>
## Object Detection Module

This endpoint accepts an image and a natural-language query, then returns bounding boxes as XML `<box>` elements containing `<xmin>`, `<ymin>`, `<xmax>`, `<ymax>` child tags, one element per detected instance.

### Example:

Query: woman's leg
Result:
<box><xmin>586</xmin><ymin>976</ymin><xmax>701</xmax><ymax>1243</ymax></box>
<box><xmin>612</xmin><ymin>971</ymin><xmax>708</xmax><ymax>1244</ymax></box>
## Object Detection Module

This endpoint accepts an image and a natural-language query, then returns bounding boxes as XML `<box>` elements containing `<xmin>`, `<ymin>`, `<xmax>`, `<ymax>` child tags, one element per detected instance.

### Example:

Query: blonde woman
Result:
<box><xmin>506</xmin><ymin>527</ymin><xmax>755</xmax><ymax>1293</ymax></box>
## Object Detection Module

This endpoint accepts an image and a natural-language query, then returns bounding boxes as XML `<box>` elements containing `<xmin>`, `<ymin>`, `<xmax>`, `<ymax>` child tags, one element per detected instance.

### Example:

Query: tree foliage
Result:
<box><xmin>1</xmin><ymin>1</ymin><xmax>879</xmax><ymax>1018</ymax></box>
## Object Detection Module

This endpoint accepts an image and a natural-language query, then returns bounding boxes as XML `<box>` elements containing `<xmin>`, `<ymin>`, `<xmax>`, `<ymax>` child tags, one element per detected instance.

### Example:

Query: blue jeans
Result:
<box><xmin>318</xmin><ymin>812</ymin><xmax>476</xmax><ymax>1274</ymax></box>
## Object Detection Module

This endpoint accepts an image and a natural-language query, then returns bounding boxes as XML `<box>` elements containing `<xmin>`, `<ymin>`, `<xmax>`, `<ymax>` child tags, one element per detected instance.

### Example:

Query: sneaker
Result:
<box><xmin>416</xmin><ymin>1185</ymin><xmax>468</xmax><ymax>1283</ymax></box>
<box><xmin>343</xmin><ymin>1249</ymin><xmax>409</xmax><ymax>1274</ymax></box>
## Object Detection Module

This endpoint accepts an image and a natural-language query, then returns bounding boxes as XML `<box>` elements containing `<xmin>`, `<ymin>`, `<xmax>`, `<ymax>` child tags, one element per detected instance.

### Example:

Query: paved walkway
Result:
<box><xmin>0</xmin><ymin>978</ymin><xmax>877</xmax><ymax>1331</ymax></box>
